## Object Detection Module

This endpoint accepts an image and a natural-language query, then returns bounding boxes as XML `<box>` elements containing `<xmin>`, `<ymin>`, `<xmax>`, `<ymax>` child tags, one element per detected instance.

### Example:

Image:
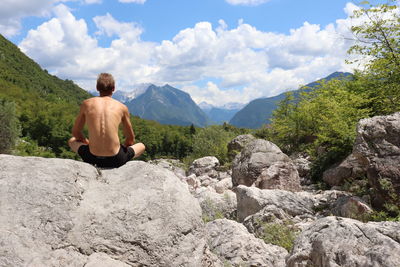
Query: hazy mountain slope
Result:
<box><xmin>125</xmin><ymin>84</ymin><xmax>210</xmax><ymax>127</ymax></box>
<box><xmin>203</xmin><ymin>107</ymin><xmax>240</xmax><ymax>125</ymax></box>
<box><xmin>229</xmin><ymin>72</ymin><xmax>352</xmax><ymax>129</ymax></box>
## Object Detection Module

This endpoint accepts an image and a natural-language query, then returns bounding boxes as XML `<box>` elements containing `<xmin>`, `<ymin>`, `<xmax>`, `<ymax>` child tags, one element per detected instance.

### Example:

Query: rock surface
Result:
<box><xmin>148</xmin><ymin>158</ymin><xmax>186</xmax><ymax>178</ymax></box>
<box><xmin>235</xmin><ymin>185</ymin><xmax>314</xmax><ymax>222</ymax></box>
<box><xmin>188</xmin><ymin>156</ymin><xmax>220</xmax><ymax>178</ymax></box>
<box><xmin>287</xmin><ymin>216</ymin><xmax>400</xmax><ymax>267</ymax></box>
<box><xmin>331</xmin><ymin>195</ymin><xmax>373</xmax><ymax>220</ymax></box>
<box><xmin>206</xmin><ymin>219</ymin><xmax>288</xmax><ymax>267</ymax></box>
<box><xmin>232</xmin><ymin>139</ymin><xmax>301</xmax><ymax>191</ymax></box>
<box><xmin>353</xmin><ymin>112</ymin><xmax>400</xmax><ymax>209</ymax></box>
<box><xmin>323</xmin><ymin>153</ymin><xmax>366</xmax><ymax>186</ymax></box>
<box><xmin>227</xmin><ymin>134</ymin><xmax>256</xmax><ymax>160</ymax></box>
<box><xmin>0</xmin><ymin>155</ymin><xmax>208</xmax><ymax>267</ymax></box>
<box><xmin>194</xmin><ymin>188</ymin><xmax>237</xmax><ymax>221</ymax></box>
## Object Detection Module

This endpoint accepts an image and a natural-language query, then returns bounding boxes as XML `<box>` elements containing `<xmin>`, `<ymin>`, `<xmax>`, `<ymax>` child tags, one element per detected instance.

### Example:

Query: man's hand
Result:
<box><xmin>78</xmin><ymin>138</ymin><xmax>89</xmax><ymax>145</ymax></box>
<box><xmin>124</xmin><ymin>139</ymin><xmax>134</xmax><ymax>147</ymax></box>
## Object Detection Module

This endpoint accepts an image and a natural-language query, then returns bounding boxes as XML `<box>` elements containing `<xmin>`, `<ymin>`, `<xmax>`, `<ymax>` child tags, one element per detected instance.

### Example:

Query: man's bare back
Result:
<box><xmin>68</xmin><ymin>73</ymin><xmax>145</xmax><ymax>168</ymax></box>
<box><xmin>77</xmin><ymin>96</ymin><xmax>132</xmax><ymax>156</ymax></box>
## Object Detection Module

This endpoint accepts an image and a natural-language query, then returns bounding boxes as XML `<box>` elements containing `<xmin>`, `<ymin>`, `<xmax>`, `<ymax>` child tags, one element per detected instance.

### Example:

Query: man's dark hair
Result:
<box><xmin>96</xmin><ymin>73</ymin><xmax>115</xmax><ymax>92</ymax></box>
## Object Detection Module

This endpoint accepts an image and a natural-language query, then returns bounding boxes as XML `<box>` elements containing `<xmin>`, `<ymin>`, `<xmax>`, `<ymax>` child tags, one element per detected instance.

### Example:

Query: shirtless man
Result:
<box><xmin>68</xmin><ymin>73</ymin><xmax>145</xmax><ymax>168</ymax></box>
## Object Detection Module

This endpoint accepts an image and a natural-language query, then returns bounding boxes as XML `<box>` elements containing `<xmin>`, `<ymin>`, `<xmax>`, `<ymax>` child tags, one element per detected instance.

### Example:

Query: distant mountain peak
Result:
<box><xmin>125</xmin><ymin>84</ymin><xmax>210</xmax><ymax>127</ymax></box>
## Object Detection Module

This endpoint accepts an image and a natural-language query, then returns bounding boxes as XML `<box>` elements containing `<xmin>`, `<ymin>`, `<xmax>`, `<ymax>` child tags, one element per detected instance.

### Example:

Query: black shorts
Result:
<box><xmin>78</xmin><ymin>145</ymin><xmax>135</xmax><ymax>168</ymax></box>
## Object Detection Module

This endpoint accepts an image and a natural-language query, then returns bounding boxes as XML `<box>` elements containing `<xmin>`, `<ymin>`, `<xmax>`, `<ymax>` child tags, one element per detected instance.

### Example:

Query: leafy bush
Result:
<box><xmin>188</xmin><ymin>125</ymin><xmax>237</xmax><ymax>165</ymax></box>
<box><xmin>259</xmin><ymin>221</ymin><xmax>299</xmax><ymax>252</ymax></box>
<box><xmin>267</xmin><ymin>79</ymin><xmax>371</xmax><ymax>181</ymax></box>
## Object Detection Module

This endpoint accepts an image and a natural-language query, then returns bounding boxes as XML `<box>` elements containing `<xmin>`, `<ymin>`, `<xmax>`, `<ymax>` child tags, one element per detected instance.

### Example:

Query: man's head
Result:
<box><xmin>96</xmin><ymin>73</ymin><xmax>115</xmax><ymax>94</ymax></box>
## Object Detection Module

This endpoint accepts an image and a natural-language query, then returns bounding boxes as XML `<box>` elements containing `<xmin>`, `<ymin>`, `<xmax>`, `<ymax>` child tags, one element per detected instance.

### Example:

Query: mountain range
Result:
<box><xmin>109</xmin><ymin>72</ymin><xmax>351</xmax><ymax>129</ymax></box>
<box><xmin>229</xmin><ymin>72</ymin><xmax>352</xmax><ymax>129</ymax></box>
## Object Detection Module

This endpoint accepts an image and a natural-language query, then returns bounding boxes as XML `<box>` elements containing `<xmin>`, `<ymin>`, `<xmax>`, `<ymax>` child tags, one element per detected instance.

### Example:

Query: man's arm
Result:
<box><xmin>72</xmin><ymin>102</ymin><xmax>89</xmax><ymax>144</ymax></box>
<box><xmin>121</xmin><ymin>105</ymin><xmax>135</xmax><ymax>146</ymax></box>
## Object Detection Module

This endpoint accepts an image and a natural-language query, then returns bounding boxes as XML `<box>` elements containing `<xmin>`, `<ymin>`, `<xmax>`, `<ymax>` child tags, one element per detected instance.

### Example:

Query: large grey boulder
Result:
<box><xmin>148</xmin><ymin>158</ymin><xmax>186</xmax><ymax>178</ymax></box>
<box><xmin>206</xmin><ymin>219</ymin><xmax>288</xmax><ymax>267</ymax></box>
<box><xmin>353</xmin><ymin>112</ymin><xmax>400</xmax><ymax>209</ymax></box>
<box><xmin>322</xmin><ymin>153</ymin><xmax>367</xmax><ymax>186</ymax></box>
<box><xmin>331</xmin><ymin>195</ymin><xmax>373</xmax><ymax>220</ymax></box>
<box><xmin>232</xmin><ymin>139</ymin><xmax>301</xmax><ymax>191</ymax></box>
<box><xmin>321</xmin><ymin>113</ymin><xmax>400</xmax><ymax>210</ymax></box>
<box><xmin>287</xmin><ymin>216</ymin><xmax>400</xmax><ymax>267</ymax></box>
<box><xmin>237</xmin><ymin>186</ymin><xmax>361</xmax><ymax>232</ymax></box>
<box><xmin>291</xmin><ymin>153</ymin><xmax>312</xmax><ymax>184</ymax></box>
<box><xmin>235</xmin><ymin>185</ymin><xmax>314</xmax><ymax>222</ymax></box>
<box><xmin>188</xmin><ymin>156</ymin><xmax>220</xmax><ymax>178</ymax></box>
<box><xmin>0</xmin><ymin>155</ymin><xmax>211</xmax><ymax>267</ymax></box>
<box><xmin>227</xmin><ymin>134</ymin><xmax>256</xmax><ymax>160</ymax></box>
<box><xmin>194</xmin><ymin>188</ymin><xmax>237</xmax><ymax>221</ymax></box>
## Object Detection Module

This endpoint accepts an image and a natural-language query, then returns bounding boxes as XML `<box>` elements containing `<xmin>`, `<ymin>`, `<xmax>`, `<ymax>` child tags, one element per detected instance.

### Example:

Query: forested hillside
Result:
<box><xmin>0</xmin><ymin>34</ymin><xmax>92</xmax><ymax>157</ymax></box>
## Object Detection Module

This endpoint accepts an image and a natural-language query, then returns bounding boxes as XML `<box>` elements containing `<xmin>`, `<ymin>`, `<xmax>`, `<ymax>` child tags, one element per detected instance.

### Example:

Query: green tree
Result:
<box><xmin>189</xmin><ymin>125</ymin><xmax>237</xmax><ymax>165</ymax></box>
<box><xmin>268</xmin><ymin>79</ymin><xmax>370</xmax><ymax>180</ymax></box>
<box><xmin>347</xmin><ymin>0</ymin><xmax>400</xmax><ymax>114</ymax></box>
<box><xmin>0</xmin><ymin>99</ymin><xmax>20</xmax><ymax>153</ymax></box>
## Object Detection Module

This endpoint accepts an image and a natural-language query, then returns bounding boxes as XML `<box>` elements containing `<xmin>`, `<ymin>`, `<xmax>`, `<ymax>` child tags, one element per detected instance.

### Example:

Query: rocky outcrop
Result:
<box><xmin>188</xmin><ymin>156</ymin><xmax>220</xmax><ymax>178</ymax></box>
<box><xmin>323</xmin><ymin>153</ymin><xmax>367</xmax><ymax>186</ymax></box>
<box><xmin>0</xmin><ymin>155</ymin><xmax>210</xmax><ymax>267</ymax></box>
<box><xmin>331</xmin><ymin>195</ymin><xmax>373</xmax><ymax>220</ymax></box>
<box><xmin>353</xmin><ymin>112</ymin><xmax>400</xmax><ymax>209</ymax></box>
<box><xmin>236</xmin><ymin>185</ymin><xmax>369</xmax><ymax>232</ymax></box>
<box><xmin>287</xmin><ymin>216</ymin><xmax>400</xmax><ymax>267</ymax></box>
<box><xmin>148</xmin><ymin>158</ymin><xmax>186</xmax><ymax>178</ymax></box>
<box><xmin>227</xmin><ymin>134</ymin><xmax>256</xmax><ymax>160</ymax></box>
<box><xmin>194</xmin><ymin>188</ymin><xmax>237</xmax><ymax>221</ymax></box>
<box><xmin>232</xmin><ymin>139</ymin><xmax>301</xmax><ymax>191</ymax></box>
<box><xmin>323</xmin><ymin>112</ymin><xmax>400</xmax><ymax>210</ymax></box>
<box><xmin>206</xmin><ymin>219</ymin><xmax>288</xmax><ymax>267</ymax></box>
<box><xmin>291</xmin><ymin>153</ymin><xmax>312</xmax><ymax>184</ymax></box>
<box><xmin>235</xmin><ymin>185</ymin><xmax>314</xmax><ymax>222</ymax></box>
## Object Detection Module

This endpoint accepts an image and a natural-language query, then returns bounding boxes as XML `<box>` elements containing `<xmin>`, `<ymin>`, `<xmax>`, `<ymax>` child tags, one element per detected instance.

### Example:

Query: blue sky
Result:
<box><xmin>0</xmin><ymin>0</ymin><xmax>385</xmax><ymax>106</ymax></box>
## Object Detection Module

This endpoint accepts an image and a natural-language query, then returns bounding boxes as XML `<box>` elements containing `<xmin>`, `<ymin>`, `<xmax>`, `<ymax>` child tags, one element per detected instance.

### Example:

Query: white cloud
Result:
<box><xmin>19</xmin><ymin>2</ymin><xmax>361</xmax><ymax>106</ymax></box>
<box><xmin>118</xmin><ymin>0</ymin><xmax>147</xmax><ymax>4</ymax></box>
<box><xmin>0</xmin><ymin>0</ymin><xmax>101</xmax><ymax>37</ymax></box>
<box><xmin>0</xmin><ymin>0</ymin><xmax>54</xmax><ymax>37</ymax></box>
<box><xmin>84</xmin><ymin>0</ymin><xmax>102</xmax><ymax>4</ymax></box>
<box><xmin>225</xmin><ymin>0</ymin><xmax>270</xmax><ymax>6</ymax></box>
<box><xmin>94</xmin><ymin>13</ymin><xmax>143</xmax><ymax>42</ymax></box>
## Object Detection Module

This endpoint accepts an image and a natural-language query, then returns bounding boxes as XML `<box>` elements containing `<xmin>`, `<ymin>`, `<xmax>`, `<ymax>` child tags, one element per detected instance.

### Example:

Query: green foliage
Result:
<box><xmin>0</xmin><ymin>99</ymin><xmax>20</xmax><ymax>153</ymax></box>
<box><xmin>188</xmin><ymin>125</ymin><xmax>238</xmax><ymax>165</ymax></box>
<box><xmin>268</xmin><ymin>79</ymin><xmax>370</xmax><ymax>155</ymax></box>
<box><xmin>259</xmin><ymin>220</ymin><xmax>299</xmax><ymax>252</ymax></box>
<box><xmin>347</xmin><ymin>1</ymin><xmax>400</xmax><ymax>115</ymax></box>
<box><xmin>13</xmin><ymin>137</ymin><xmax>56</xmax><ymax>158</ymax></box>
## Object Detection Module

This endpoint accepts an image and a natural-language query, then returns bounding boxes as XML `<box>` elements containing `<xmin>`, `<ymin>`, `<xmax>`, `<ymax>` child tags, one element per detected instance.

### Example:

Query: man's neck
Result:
<box><xmin>99</xmin><ymin>92</ymin><xmax>113</xmax><ymax>97</ymax></box>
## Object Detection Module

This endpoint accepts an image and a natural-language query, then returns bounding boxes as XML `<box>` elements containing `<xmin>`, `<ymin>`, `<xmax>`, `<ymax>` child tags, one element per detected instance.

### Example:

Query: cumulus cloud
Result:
<box><xmin>225</xmin><ymin>0</ymin><xmax>270</xmax><ymax>6</ymax></box>
<box><xmin>0</xmin><ymin>0</ymin><xmax>54</xmax><ymax>37</ymax></box>
<box><xmin>93</xmin><ymin>13</ymin><xmax>143</xmax><ymax>41</ymax></box>
<box><xmin>19</xmin><ymin>3</ymin><xmax>360</xmax><ymax>106</ymax></box>
<box><xmin>118</xmin><ymin>0</ymin><xmax>147</xmax><ymax>4</ymax></box>
<box><xmin>0</xmin><ymin>0</ymin><xmax>101</xmax><ymax>37</ymax></box>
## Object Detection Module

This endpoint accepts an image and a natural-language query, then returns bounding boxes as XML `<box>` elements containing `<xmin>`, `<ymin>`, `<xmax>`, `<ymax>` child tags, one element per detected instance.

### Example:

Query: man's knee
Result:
<box><xmin>68</xmin><ymin>137</ymin><xmax>85</xmax><ymax>153</ymax></box>
<box><xmin>68</xmin><ymin>137</ymin><xmax>76</xmax><ymax>148</ymax></box>
<box><xmin>132</xmin><ymin>143</ymin><xmax>145</xmax><ymax>158</ymax></box>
